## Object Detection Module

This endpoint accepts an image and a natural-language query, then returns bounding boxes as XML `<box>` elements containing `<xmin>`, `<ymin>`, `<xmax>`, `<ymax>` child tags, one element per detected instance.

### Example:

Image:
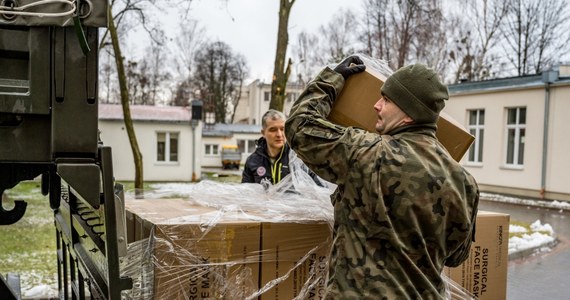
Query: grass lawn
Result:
<box><xmin>0</xmin><ymin>181</ymin><xmax>57</xmax><ymax>292</ymax></box>
<box><xmin>0</xmin><ymin>177</ymin><xmax>240</xmax><ymax>294</ymax></box>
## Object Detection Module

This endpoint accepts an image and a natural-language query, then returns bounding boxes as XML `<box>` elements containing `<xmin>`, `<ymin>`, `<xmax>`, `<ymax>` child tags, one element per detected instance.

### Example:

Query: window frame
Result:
<box><xmin>237</xmin><ymin>139</ymin><xmax>257</xmax><ymax>154</ymax></box>
<box><xmin>204</xmin><ymin>144</ymin><xmax>220</xmax><ymax>156</ymax></box>
<box><xmin>466</xmin><ymin>109</ymin><xmax>485</xmax><ymax>165</ymax></box>
<box><xmin>503</xmin><ymin>107</ymin><xmax>526</xmax><ymax>169</ymax></box>
<box><xmin>156</xmin><ymin>131</ymin><xmax>180</xmax><ymax>164</ymax></box>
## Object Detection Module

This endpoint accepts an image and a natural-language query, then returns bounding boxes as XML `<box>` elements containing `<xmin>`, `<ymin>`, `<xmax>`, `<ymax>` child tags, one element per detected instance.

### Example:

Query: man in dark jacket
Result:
<box><xmin>285</xmin><ymin>56</ymin><xmax>479</xmax><ymax>299</ymax></box>
<box><xmin>242</xmin><ymin>109</ymin><xmax>291</xmax><ymax>185</ymax></box>
<box><xmin>242</xmin><ymin>109</ymin><xmax>323</xmax><ymax>187</ymax></box>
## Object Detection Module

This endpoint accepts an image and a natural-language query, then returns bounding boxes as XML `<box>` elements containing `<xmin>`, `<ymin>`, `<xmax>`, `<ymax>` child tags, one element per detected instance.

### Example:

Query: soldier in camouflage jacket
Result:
<box><xmin>285</xmin><ymin>56</ymin><xmax>479</xmax><ymax>299</ymax></box>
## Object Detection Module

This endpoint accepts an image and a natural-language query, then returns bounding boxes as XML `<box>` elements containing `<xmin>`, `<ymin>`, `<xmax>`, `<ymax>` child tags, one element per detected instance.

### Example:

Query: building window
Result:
<box><xmin>467</xmin><ymin>109</ymin><xmax>484</xmax><ymax>163</ymax></box>
<box><xmin>205</xmin><ymin>144</ymin><xmax>219</xmax><ymax>156</ymax></box>
<box><xmin>237</xmin><ymin>139</ymin><xmax>257</xmax><ymax>154</ymax></box>
<box><xmin>287</xmin><ymin>92</ymin><xmax>297</xmax><ymax>102</ymax></box>
<box><xmin>505</xmin><ymin>107</ymin><xmax>526</xmax><ymax>166</ymax></box>
<box><xmin>205</xmin><ymin>112</ymin><xmax>215</xmax><ymax>124</ymax></box>
<box><xmin>157</xmin><ymin>132</ymin><xmax>179</xmax><ymax>162</ymax></box>
<box><xmin>264</xmin><ymin>91</ymin><xmax>271</xmax><ymax>102</ymax></box>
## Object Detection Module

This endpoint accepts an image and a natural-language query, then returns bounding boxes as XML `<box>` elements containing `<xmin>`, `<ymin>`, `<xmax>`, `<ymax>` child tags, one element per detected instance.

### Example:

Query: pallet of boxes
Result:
<box><xmin>123</xmin><ymin>184</ymin><xmax>334</xmax><ymax>299</ymax></box>
<box><xmin>328</xmin><ymin>57</ymin><xmax>510</xmax><ymax>300</ymax></box>
<box><xmin>122</xmin><ymin>57</ymin><xmax>508</xmax><ymax>300</ymax></box>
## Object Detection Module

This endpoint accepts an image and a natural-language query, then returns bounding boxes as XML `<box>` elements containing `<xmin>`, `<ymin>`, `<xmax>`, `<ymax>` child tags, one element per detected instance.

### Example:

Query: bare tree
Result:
<box><xmin>101</xmin><ymin>0</ymin><xmax>191</xmax><ymax>193</ymax></box>
<box><xmin>269</xmin><ymin>0</ymin><xmax>295</xmax><ymax>112</ymax></box>
<box><xmin>291</xmin><ymin>31</ymin><xmax>321</xmax><ymax>87</ymax></box>
<box><xmin>192</xmin><ymin>41</ymin><xmax>248</xmax><ymax>124</ymax></box>
<box><xmin>106</xmin><ymin>2</ymin><xmax>144</xmax><ymax>193</ymax></box>
<box><xmin>99</xmin><ymin>47</ymin><xmax>117</xmax><ymax>104</ymax></box>
<box><xmin>361</xmin><ymin>0</ymin><xmax>445</xmax><ymax>70</ymax></box>
<box><xmin>447</xmin><ymin>0</ymin><xmax>509</xmax><ymax>81</ymax></box>
<box><xmin>318</xmin><ymin>8</ymin><xmax>361</xmax><ymax>64</ymax></box>
<box><xmin>174</xmin><ymin>19</ymin><xmax>206</xmax><ymax>79</ymax></box>
<box><xmin>501</xmin><ymin>0</ymin><xmax>541</xmax><ymax>75</ymax></box>
<box><xmin>291</xmin><ymin>8</ymin><xmax>360</xmax><ymax>87</ymax></box>
<box><xmin>171</xmin><ymin>19</ymin><xmax>206</xmax><ymax>106</ymax></box>
<box><xmin>501</xmin><ymin>0</ymin><xmax>570</xmax><ymax>75</ymax></box>
<box><xmin>531</xmin><ymin>0</ymin><xmax>570</xmax><ymax>73</ymax></box>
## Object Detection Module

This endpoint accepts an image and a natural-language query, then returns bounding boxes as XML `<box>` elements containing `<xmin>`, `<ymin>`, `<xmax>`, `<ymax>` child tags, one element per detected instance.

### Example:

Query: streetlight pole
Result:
<box><xmin>190</xmin><ymin>100</ymin><xmax>203</xmax><ymax>182</ymax></box>
<box><xmin>191</xmin><ymin>120</ymin><xmax>198</xmax><ymax>182</ymax></box>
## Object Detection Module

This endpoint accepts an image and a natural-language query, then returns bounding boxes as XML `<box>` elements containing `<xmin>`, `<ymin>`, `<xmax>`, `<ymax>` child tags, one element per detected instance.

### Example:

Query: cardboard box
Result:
<box><xmin>329</xmin><ymin>66</ymin><xmax>474</xmax><ymax>162</ymax></box>
<box><xmin>125</xmin><ymin>199</ymin><xmax>261</xmax><ymax>299</ymax></box>
<box><xmin>125</xmin><ymin>199</ymin><xmax>334</xmax><ymax>299</ymax></box>
<box><xmin>259</xmin><ymin>222</ymin><xmax>332</xmax><ymax>300</ymax></box>
<box><xmin>443</xmin><ymin>211</ymin><xmax>510</xmax><ymax>300</ymax></box>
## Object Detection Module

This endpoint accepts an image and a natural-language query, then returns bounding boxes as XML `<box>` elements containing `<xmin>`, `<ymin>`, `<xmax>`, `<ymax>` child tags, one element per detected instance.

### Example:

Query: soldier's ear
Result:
<box><xmin>403</xmin><ymin>116</ymin><xmax>414</xmax><ymax>125</ymax></box>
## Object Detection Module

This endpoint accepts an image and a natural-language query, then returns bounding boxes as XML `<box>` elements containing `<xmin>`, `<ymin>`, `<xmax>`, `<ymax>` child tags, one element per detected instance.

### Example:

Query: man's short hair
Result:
<box><xmin>261</xmin><ymin>109</ymin><xmax>286</xmax><ymax>129</ymax></box>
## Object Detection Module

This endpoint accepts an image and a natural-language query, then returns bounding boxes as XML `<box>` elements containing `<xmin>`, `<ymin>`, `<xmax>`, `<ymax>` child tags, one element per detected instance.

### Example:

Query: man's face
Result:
<box><xmin>262</xmin><ymin>118</ymin><xmax>285</xmax><ymax>151</ymax></box>
<box><xmin>373</xmin><ymin>95</ymin><xmax>413</xmax><ymax>134</ymax></box>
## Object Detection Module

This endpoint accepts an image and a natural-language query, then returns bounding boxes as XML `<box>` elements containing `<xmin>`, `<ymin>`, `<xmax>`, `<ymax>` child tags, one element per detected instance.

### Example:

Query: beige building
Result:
<box><xmin>233</xmin><ymin>80</ymin><xmax>305</xmax><ymax>124</ymax></box>
<box><xmin>445</xmin><ymin>67</ymin><xmax>570</xmax><ymax>202</ymax></box>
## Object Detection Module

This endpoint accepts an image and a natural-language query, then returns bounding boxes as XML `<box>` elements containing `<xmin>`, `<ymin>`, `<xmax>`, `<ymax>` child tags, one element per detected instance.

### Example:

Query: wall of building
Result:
<box><xmin>233</xmin><ymin>80</ymin><xmax>304</xmax><ymax>125</ymax></box>
<box><xmin>201</xmin><ymin>136</ymin><xmax>237</xmax><ymax>168</ymax></box>
<box><xmin>446</xmin><ymin>83</ymin><xmax>570</xmax><ymax>201</ymax></box>
<box><xmin>201</xmin><ymin>132</ymin><xmax>261</xmax><ymax>167</ymax></box>
<box><xmin>545</xmin><ymin>84</ymin><xmax>570</xmax><ymax>199</ymax></box>
<box><xmin>98</xmin><ymin>120</ymin><xmax>202</xmax><ymax>182</ymax></box>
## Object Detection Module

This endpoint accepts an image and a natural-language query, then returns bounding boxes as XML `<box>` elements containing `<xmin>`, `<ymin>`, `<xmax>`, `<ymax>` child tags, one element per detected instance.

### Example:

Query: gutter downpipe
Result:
<box><xmin>540</xmin><ymin>71</ymin><xmax>556</xmax><ymax>199</ymax></box>
<box><xmin>191</xmin><ymin>120</ymin><xmax>198</xmax><ymax>182</ymax></box>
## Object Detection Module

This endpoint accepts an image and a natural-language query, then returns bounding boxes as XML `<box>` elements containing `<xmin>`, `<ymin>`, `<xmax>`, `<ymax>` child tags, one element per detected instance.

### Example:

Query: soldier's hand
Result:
<box><xmin>334</xmin><ymin>56</ymin><xmax>366</xmax><ymax>79</ymax></box>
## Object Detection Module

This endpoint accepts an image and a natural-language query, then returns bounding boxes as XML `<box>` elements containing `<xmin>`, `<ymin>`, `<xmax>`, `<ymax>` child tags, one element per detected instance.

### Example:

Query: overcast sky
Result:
<box><xmin>129</xmin><ymin>0</ymin><xmax>362</xmax><ymax>83</ymax></box>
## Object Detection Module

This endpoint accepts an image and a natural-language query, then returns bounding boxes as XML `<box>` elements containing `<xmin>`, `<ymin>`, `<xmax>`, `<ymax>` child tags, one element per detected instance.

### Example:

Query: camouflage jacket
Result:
<box><xmin>285</xmin><ymin>68</ymin><xmax>479</xmax><ymax>299</ymax></box>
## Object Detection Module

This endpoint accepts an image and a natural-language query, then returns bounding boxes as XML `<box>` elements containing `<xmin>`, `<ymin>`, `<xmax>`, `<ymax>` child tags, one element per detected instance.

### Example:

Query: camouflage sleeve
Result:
<box><xmin>445</xmin><ymin>188</ymin><xmax>480</xmax><ymax>267</ymax></box>
<box><xmin>285</xmin><ymin>67</ymin><xmax>380</xmax><ymax>185</ymax></box>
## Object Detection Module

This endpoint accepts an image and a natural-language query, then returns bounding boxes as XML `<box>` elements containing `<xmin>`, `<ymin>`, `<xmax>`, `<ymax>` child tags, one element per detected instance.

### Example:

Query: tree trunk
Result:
<box><xmin>108</xmin><ymin>5</ymin><xmax>144</xmax><ymax>196</ymax></box>
<box><xmin>269</xmin><ymin>0</ymin><xmax>295</xmax><ymax>112</ymax></box>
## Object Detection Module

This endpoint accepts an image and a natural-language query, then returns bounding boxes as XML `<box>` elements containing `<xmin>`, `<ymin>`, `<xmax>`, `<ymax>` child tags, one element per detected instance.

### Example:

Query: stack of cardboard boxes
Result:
<box><xmin>125</xmin><ymin>199</ymin><xmax>332</xmax><ymax>299</ymax></box>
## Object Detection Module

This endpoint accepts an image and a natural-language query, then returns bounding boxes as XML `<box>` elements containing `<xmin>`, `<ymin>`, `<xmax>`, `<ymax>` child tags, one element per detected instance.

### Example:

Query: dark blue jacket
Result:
<box><xmin>241</xmin><ymin>137</ymin><xmax>323</xmax><ymax>186</ymax></box>
<box><xmin>241</xmin><ymin>137</ymin><xmax>290</xmax><ymax>184</ymax></box>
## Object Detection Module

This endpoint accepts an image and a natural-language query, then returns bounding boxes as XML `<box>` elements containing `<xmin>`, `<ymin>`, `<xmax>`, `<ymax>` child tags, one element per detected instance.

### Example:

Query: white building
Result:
<box><xmin>98</xmin><ymin>104</ymin><xmax>261</xmax><ymax>181</ymax></box>
<box><xmin>201</xmin><ymin>123</ymin><xmax>261</xmax><ymax>168</ymax></box>
<box><xmin>445</xmin><ymin>67</ymin><xmax>570</xmax><ymax>202</ymax></box>
<box><xmin>98</xmin><ymin>104</ymin><xmax>202</xmax><ymax>182</ymax></box>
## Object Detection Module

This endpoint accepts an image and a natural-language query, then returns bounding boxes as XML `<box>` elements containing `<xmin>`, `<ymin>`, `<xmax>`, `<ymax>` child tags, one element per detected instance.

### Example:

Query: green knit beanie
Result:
<box><xmin>381</xmin><ymin>64</ymin><xmax>448</xmax><ymax>124</ymax></box>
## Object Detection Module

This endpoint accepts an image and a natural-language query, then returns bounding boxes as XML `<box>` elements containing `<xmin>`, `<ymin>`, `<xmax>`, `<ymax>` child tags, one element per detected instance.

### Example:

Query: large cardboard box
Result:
<box><xmin>259</xmin><ymin>222</ymin><xmax>332</xmax><ymax>300</ymax></box>
<box><xmin>443</xmin><ymin>211</ymin><xmax>510</xmax><ymax>300</ymax></box>
<box><xmin>125</xmin><ymin>199</ymin><xmax>261</xmax><ymax>299</ymax></box>
<box><xmin>125</xmin><ymin>199</ymin><xmax>334</xmax><ymax>299</ymax></box>
<box><xmin>329</xmin><ymin>66</ymin><xmax>474</xmax><ymax>162</ymax></box>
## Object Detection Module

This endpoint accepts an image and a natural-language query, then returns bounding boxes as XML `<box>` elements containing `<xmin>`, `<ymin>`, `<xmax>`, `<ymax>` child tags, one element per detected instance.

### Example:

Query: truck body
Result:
<box><xmin>221</xmin><ymin>145</ymin><xmax>242</xmax><ymax>169</ymax></box>
<box><xmin>0</xmin><ymin>1</ymin><xmax>132</xmax><ymax>299</ymax></box>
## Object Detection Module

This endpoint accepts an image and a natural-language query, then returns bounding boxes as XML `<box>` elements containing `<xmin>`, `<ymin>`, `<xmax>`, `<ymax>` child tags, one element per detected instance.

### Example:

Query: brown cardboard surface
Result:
<box><xmin>259</xmin><ymin>222</ymin><xmax>332</xmax><ymax>300</ymax></box>
<box><xmin>443</xmin><ymin>211</ymin><xmax>510</xmax><ymax>300</ymax></box>
<box><xmin>125</xmin><ymin>199</ymin><xmax>261</xmax><ymax>299</ymax></box>
<box><xmin>125</xmin><ymin>209</ymin><xmax>135</xmax><ymax>244</ymax></box>
<box><xmin>329</xmin><ymin>66</ymin><xmax>474</xmax><ymax>162</ymax></box>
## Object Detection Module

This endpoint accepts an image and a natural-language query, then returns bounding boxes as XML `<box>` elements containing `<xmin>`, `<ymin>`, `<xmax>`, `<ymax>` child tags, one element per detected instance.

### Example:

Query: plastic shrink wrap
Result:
<box><xmin>119</xmin><ymin>114</ymin><xmax>475</xmax><ymax>300</ymax></box>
